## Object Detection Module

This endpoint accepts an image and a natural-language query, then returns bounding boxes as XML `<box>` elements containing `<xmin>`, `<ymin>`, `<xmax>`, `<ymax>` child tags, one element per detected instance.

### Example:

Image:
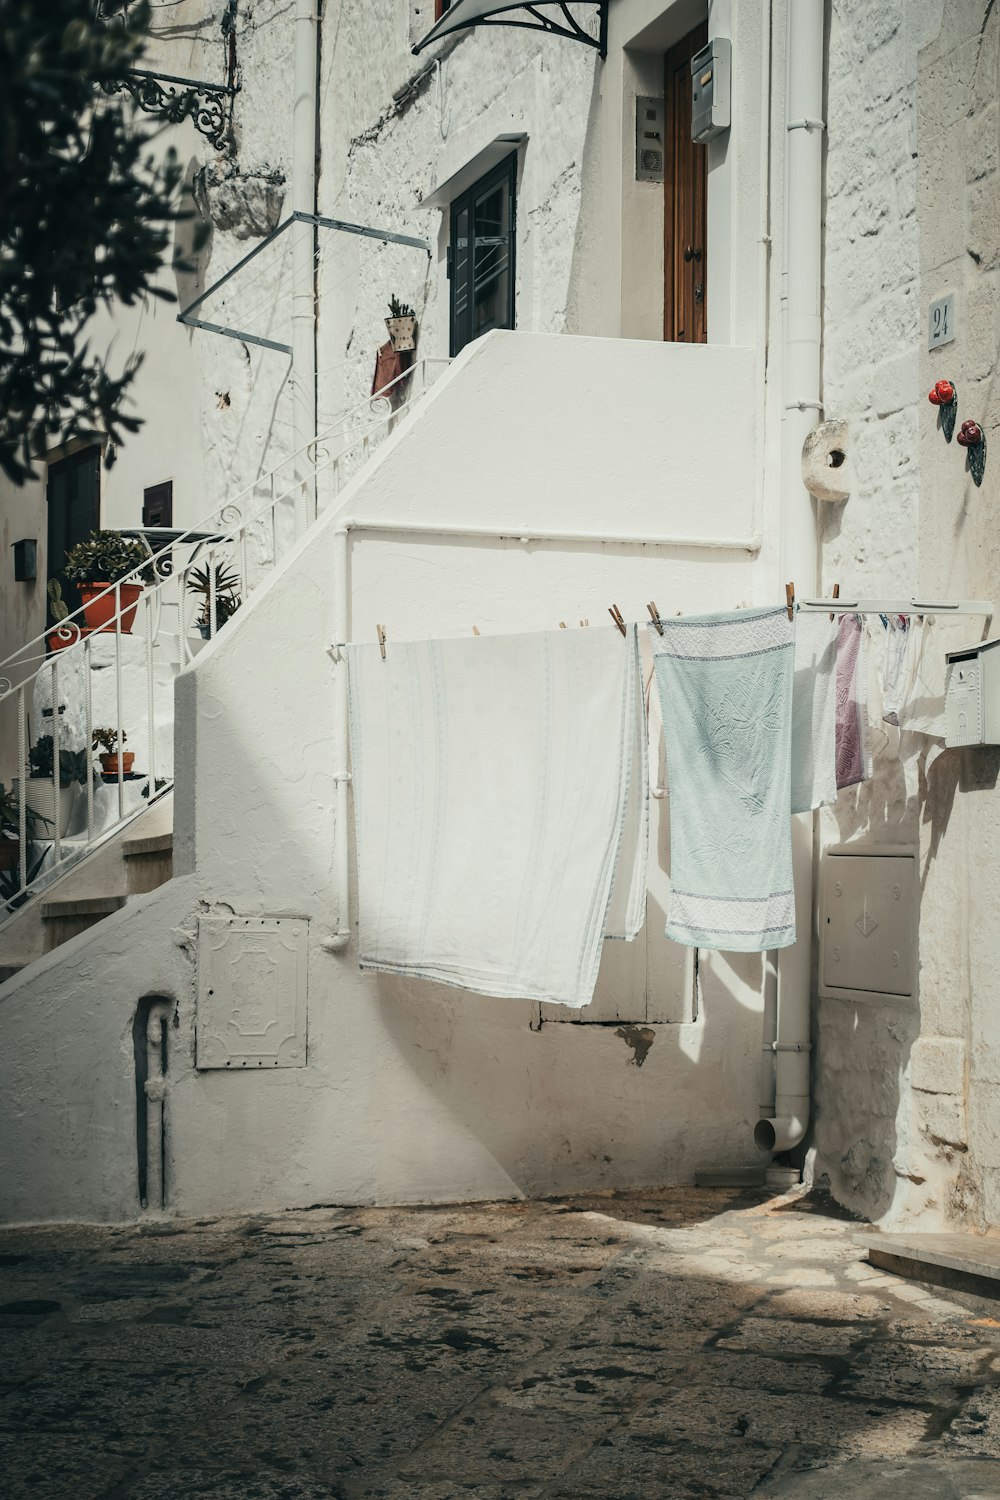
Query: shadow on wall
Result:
<box><xmin>814</xmin><ymin>728</ymin><xmax>997</xmax><ymax>1224</ymax></box>
<box><xmin>371</xmin><ymin>947</ymin><xmax>766</xmax><ymax>1202</ymax></box>
<box><xmin>563</xmin><ymin>63</ymin><xmax>606</xmax><ymax>337</ymax></box>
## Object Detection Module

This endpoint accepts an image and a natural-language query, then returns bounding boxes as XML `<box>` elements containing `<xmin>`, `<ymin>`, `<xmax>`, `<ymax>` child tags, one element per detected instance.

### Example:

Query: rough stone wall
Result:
<box><xmin>915</xmin><ymin>0</ymin><xmax>1000</xmax><ymax>1231</ymax></box>
<box><xmin>813</xmin><ymin>0</ymin><xmax>1000</xmax><ymax>1234</ymax></box>
<box><xmin>812</xmin><ymin>0</ymin><xmax>947</xmax><ymax>1222</ymax></box>
<box><xmin>316</xmin><ymin>1</ymin><xmax>600</xmax><ymax>436</ymax></box>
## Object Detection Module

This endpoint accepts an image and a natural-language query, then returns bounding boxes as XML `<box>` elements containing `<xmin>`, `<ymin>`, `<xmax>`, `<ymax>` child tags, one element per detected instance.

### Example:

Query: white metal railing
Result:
<box><xmin>0</xmin><ymin>357</ymin><xmax>449</xmax><ymax>925</ymax></box>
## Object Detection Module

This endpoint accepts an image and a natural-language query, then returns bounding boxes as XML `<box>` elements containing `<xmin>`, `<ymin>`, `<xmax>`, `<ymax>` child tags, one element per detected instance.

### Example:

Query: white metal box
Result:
<box><xmin>819</xmin><ymin>846</ymin><xmax>918</xmax><ymax>1002</ymax></box>
<box><xmin>945</xmin><ymin>637</ymin><xmax>1000</xmax><ymax>747</ymax></box>
<box><xmin>691</xmin><ymin>39</ymin><xmax>731</xmax><ymax>144</ymax></box>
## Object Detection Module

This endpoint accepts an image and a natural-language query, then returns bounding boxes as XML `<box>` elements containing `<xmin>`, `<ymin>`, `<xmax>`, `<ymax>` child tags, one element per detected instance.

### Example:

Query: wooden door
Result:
<box><xmin>664</xmin><ymin>24</ymin><xmax>708</xmax><ymax>343</ymax></box>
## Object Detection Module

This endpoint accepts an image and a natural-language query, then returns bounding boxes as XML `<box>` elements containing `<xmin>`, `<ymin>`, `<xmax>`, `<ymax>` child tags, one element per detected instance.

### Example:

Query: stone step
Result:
<box><xmin>0</xmin><ymin>795</ymin><xmax>174</xmax><ymax>981</ymax></box>
<box><xmin>40</xmin><ymin>894</ymin><xmax>128</xmax><ymax>951</ymax></box>
<box><xmin>856</xmin><ymin>1229</ymin><xmax>1000</xmax><ymax>1299</ymax></box>
<box><xmin>122</xmin><ymin>829</ymin><xmax>173</xmax><ymax>894</ymax></box>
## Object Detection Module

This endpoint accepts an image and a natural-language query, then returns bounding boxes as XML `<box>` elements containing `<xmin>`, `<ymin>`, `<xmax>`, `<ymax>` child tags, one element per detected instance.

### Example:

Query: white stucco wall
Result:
<box><xmin>0</xmin><ymin>330</ymin><xmax>779</xmax><ymax>1223</ymax></box>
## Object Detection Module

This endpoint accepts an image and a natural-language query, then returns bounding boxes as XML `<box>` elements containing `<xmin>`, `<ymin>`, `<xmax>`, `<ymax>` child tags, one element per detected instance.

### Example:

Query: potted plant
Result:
<box><xmin>185</xmin><ymin>561</ymin><xmax>241</xmax><ymax>639</ymax></box>
<box><xmin>46</xmin><ymin>580</ymin><xmax>81</xmax><ymax>653</ymax></box>
<box><xmin>14</xmin><ymin>736</ymin><xmax>89</xmax><ymax>840</ymax></box>
<box><xmin>62</xmin><ymin>530</ymin><xmax>152</xmax><ymax>634</ymax></box>
<box><xmin>385</xmin><ymin>295</ymin><xmax>417</xmax><ymax>352</ymax></box>
<box><xmin>92</xmin><ymin>727</ymin><xmax>134</xmax><ymax>778</ymax></box>
<box><xmin>0</xmin><ymin>782</ymin><xmax>52</xmax><ymax>870</ymax></box>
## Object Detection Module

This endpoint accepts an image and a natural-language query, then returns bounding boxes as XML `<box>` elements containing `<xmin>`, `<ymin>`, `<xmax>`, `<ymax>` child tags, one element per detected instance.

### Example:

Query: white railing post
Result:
<box><xmin>51</xmin><ymin>655</ymin><xmax>62</xmax><ymax>862</ymax></box>
<box><xmin>114</xmin><ymin>583</ymin><xmax>125</xmax><ymax>821</ymax></box>
<box><xmin>17</xmin><ymin>686</ymin><xmax>26</xmax><ymax>892</ymax></box>
<box><xmin>84</xmin><ymin>635</ymin><xmax>94</xmax><ymax>843</ymax></box>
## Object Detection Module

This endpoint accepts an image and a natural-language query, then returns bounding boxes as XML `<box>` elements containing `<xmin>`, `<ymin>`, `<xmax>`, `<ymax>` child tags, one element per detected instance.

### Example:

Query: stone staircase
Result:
<box><xmin>0</xmin><ymin>795</ymin><xmax>173</xmax><ymax>983</ymax></box>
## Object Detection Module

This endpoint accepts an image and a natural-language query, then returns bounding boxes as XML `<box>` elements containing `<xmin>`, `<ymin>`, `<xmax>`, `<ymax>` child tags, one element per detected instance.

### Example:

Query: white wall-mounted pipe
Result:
<box><xmin>322</xmin><ymin>512</ymin><xmax>765</xmax><ymax>954</ymax></box>
<box><xmin>755</xmin><ymin>0</ymin><xmax>825</xmax><ymax>1157</ymax></box>
<box><xmin>292</xmin><ymin>0</ymin><xmax>319</xmax><ymax>538</ymax></box>
<box><xmin>144</xmin><ymin>1000</ymin><xmax>172</xmax><ymax>1211</ymax></box>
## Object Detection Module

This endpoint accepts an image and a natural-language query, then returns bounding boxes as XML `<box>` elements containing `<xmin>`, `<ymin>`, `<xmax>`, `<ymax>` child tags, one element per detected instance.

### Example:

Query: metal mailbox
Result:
<box><xmin>691</xmin><ymin>38</ymin><xmax>731</xmax><ymax>144</ymax></box>
<box><xmin>945</xmin><ymin>636</ymin><xmax>1000</xmax><ymax>747</ymax></box>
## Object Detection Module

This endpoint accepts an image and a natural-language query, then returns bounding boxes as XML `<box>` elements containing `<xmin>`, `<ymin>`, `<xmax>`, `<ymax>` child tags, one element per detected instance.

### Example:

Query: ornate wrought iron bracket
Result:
<box><xmin>100</xmin><ymin>70</ymin><xmax>238</xmax><ymax>152</ymax></box>
<box><xmin>413</xmin><ymin>2</ymin><xmax>608</xmax><ymax>59</ymax></box>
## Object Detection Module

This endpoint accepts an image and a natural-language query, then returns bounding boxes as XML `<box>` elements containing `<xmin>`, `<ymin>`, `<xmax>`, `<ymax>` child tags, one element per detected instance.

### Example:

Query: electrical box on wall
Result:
<box><xmin>635</xmin><ymin>96</ymin><xmax>665</xmax><ymax>181</ymax></box>
<box><xmin>691</xmin><ymin>37</ymin><xmax>731</xmax><ymax>143</ymax></box>
<box><xmin>819</xmin><ymin>846</ymin><xmax>918</xmax><ymax>1002</ymax></box>
<box><xmin>945</xmin><ymin>637</ymin><xmax>1000</xmax><ymax>747</ymax></box>
<box><xmin>12</xmin><ymin>539</ymin><xmax>37</xmax><ymax>581</ymax></box>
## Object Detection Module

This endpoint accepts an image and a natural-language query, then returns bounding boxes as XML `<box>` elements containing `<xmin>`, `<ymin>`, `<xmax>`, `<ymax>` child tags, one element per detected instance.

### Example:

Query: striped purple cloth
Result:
<box><xmin>835</xmin><ymin>613</ymin><xmax>870</xmax><ymax>789</ymax></box>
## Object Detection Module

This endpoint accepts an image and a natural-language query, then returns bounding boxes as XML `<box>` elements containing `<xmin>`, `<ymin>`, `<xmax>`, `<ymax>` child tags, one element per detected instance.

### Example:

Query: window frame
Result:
<box><xmin>448</xmin><ymin>150</ymin><xmax>517</xmax><ymax>358</ymax></box>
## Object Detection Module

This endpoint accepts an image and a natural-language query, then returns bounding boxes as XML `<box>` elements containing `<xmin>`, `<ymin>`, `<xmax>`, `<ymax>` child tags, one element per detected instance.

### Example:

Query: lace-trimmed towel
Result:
<box><xmin>791</xmin><ymin>613</ymin><xmax>838</xmax><ymax>813</ymax></box>
<box><xmin>647</xmin><ymin>606</ymin><xmax>795</xmax><ymax>952</ymax></box>
<box><xmin>346</xmin><ymin>625</ymin><xmax>648</xmax><ymax>1009</ymax></box>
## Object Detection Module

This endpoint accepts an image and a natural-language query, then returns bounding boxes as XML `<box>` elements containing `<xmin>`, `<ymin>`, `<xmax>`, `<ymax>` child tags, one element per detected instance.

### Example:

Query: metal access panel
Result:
<box><xmin>197</xmin><ymin>916</ymin><xmax>309</xmax><ymax>1069</ymax></box>
<box><xmin>691</xmin><ymin>38</ymin><xmax>731</xmax><ymax>144</ymax></box>
<box><xmin>820</xmin><ymin>846</ymin><xmax>917</xmax><ymax>1001</ymax></box>
<box><xmin>945</xmin><ymin>638</ymin><xmax>1000</xmax><ymax>747</ymax></box>
<box><xmin>636</xmin><ymin>96</ymin><xmax>665</xmax><ymax>181</ymax></box>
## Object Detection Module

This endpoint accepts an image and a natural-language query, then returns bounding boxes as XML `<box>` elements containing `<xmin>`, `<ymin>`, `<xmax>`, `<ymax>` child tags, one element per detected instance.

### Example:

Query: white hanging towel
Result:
<box><xmin>790</xmin><ymin>613</ymin><xmax>838</xmax><ymax>813</ymax></box>
<box><xmin>346</xmin><ymin>625</ymin><xmax>648</xmax><ymax>1008</ymax></box>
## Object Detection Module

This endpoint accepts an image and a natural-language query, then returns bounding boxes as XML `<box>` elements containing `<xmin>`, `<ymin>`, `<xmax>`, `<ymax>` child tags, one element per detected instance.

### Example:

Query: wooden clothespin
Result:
<box><xmin>785</xmin><ymin>582</ymin><xmax>795</xmax><ymax>622</ymax></box>
<box><xmin>580</xmin><ymin>618</ymin><xmax>589</xmax><ymax>627</ymax></box>
<box><xmin>830</xmin><ymin>582</ymin><xmax>840</xmax><ymax>622</ymax></box>
<box><xmin>376</xmin><ymin>624</ymin><xmax>387</xmax><ymax>660</ymax></box>
<box><xmin>646</xmin><ymin>601</ymin><xmax>664</xmax><ymax>636</ymax></box>
<box><xmin>608</xmin><ymin>604</ymin><xmax>627</xmax><ymax>637</ymax></box>
<box><xmin>558</xmin><ymin>621</ymin><xmax>567</xmax><ymax>629</ymax></box>
<box><xmin>472</xmin><ymin>625</ymin><xmax>480</xmax><ymax>636</ymax></box>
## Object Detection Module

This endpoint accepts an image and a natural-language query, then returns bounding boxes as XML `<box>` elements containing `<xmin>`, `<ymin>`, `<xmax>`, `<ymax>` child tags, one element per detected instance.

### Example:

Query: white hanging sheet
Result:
<box><xmin>346</xmin><ymin>625</ymin><xmax>647</xmax><ymax>1008</ymax></box>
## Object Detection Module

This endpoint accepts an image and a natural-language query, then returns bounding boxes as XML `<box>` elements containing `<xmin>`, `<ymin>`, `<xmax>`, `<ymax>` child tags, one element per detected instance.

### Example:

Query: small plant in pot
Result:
<box><xmin>385</xmin><ymin>295</ymin><xmax>417</xmax><ymax>353</ymax></box>
<box><xmin>186</xmin><ymin>561</ymin><xmax>241</xmax><ymax>638</ymax></box>
<box><xmin>0</xmin><ymin>781</ymin><xmax>52</xmax><ymax>870</ymax></box>
<box><xmin>16</xmin><ymin>735</ymin><xmax>89</xmax><ymax>840</ymax></box>
<box><xmin>46</xmin><ymin>580</ymin><xmax>81</xmax><ymax>653</ymax></box>
<box><xmin>0</xmin><ymin>783</ymin><xmax>51</xmax><ymax>906</ymax></box>
<box><xmin>92</xmin><ymin>727</ymin><xmax>134</xmax><ymax>778</ymax></box>
<box><xmin>63</xmin><ymin>530</ymin><xmax>152</xmax><ymax>634</ymax></box>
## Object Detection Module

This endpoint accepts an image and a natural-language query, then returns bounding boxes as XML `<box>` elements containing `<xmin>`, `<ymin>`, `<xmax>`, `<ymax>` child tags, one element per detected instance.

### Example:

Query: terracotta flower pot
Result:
<box><xmin>99</xmin><ymin>752</ymin><xmax>135</xmax><ymax>777</ymax></box>
<box><xmin>80</xmin><ymin>582</ymin><xmax>143</xmax><ymax>634</ymax></box>
<box><xmin>385</xmin><ymin>315</ymin><xmax>417</xmax><ymax>353</ymax></box>
<box><xmin>47</xmin><ymin>625</ymin><xmax>86</xmax><ymax>654</ymax></box>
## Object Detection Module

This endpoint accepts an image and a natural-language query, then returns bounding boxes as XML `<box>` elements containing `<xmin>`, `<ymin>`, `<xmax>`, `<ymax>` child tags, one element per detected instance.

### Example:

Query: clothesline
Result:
<box><xmin>795</xmin><ymin>596</ymin><xmax>992</xmax><ymax>618</ymax></box>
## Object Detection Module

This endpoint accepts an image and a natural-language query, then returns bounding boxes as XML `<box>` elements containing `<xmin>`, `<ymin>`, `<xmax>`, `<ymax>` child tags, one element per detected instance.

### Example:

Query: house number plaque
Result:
<box><xmin>928</xmin><ymin>293</ymin><xmax>956</xmax><ymax>351</ymax></box>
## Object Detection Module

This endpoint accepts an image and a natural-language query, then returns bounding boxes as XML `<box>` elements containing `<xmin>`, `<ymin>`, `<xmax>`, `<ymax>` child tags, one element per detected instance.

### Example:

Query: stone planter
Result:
<box><xmin>385</xmin><ymin>315</ymin><xmax>417</xmax><ymax>352</ymax></box>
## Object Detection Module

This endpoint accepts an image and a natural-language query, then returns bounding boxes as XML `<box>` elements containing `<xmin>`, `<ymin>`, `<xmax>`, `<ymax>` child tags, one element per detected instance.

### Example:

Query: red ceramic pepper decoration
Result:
<box><xmin>957</xmin><ymin>419</ymin><xmax>987</xmax><ymax>487</ymax></box>
<box><xmin>929</xmin><ymin>377</ymin><xmax>958</xmax><ymax>441</ymax></box>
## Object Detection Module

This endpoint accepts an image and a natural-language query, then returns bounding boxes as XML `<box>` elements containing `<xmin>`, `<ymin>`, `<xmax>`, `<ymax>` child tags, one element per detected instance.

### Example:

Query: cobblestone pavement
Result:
<box><xmin>3</xmin><ymin>1188</ymin><xmax>1000</xmax><ymax>1499</ymax></box>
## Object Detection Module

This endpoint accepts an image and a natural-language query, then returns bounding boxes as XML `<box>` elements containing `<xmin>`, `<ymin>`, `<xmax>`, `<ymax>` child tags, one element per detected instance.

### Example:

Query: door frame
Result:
<box><xmin>663</xmin><ymin>21</ymin><xmax>708</xmax><ymax>342</ymax></box>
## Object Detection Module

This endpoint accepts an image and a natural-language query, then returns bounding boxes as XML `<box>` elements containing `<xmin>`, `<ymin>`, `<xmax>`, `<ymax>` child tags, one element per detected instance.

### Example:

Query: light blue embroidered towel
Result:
<box><xmin>347</xmin><ymin>625</ymin><xmax>648</xmax><ymax>1008</ymax></box>
<box><xmin>647</xmin><ymin>606</ymin><xmax>795</xmax><ymax>951</ymax></box>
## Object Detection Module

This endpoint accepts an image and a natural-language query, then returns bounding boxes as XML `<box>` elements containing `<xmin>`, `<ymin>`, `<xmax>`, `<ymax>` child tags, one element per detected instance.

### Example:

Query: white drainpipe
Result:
<box><xmin>754</xmin><ymin>0</ymin><xmax>824</xmax><ymax>1156</ymax></box>
<box><xmin>292</xmin><ymin>0</ymin><xmax>319</xmax><ymax>537</ymax></box>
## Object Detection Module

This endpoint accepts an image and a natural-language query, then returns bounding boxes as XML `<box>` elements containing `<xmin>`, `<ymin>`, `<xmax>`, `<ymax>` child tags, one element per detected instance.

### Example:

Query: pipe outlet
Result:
<box><xmin>754</xmin><ymin>1109</ymin><xmax>808</xmax><ymax>1154</ymax></box>
<box><xmin>801</xmin><ymin>419</ymin><xmax>851</xmax><ymax>502</ymax></box>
